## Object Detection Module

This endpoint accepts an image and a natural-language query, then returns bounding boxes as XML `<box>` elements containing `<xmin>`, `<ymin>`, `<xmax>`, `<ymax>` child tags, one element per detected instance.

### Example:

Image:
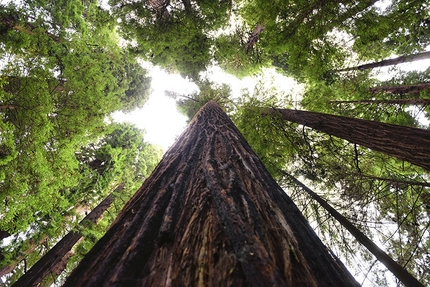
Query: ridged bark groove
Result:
<box><xmin>64</xmin><ymin>101</ymin><xmax>358</xmax><ymax>287</ymax></box>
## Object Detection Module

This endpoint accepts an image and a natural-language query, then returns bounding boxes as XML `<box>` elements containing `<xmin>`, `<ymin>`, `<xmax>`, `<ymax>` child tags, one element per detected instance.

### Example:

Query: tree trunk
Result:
<box><xmin>0</xmin><ymin>230</ymin><xmax>10</xmax><ymax>241</ymax></box>
<box><xmin>0</xmin><ymin>105</ymin><xmax>17</xmax><ymax>110</ymax></box>
<box><xmin>63</xmin><ymin>101</ymin><xmax>358</xmax><ymax>287</ymax></box>
<box><xmin>245</xmin><ymin>24</ymin><xmax>264</xmax><ymax>52</ymax></box>
<box><xmin>344</xmin><ymin>173</ymin><xmax>430</xmax><ymax>188</ymax></box>
<box><xmin>0</xmin><ymin>235</ymin><xmax>49</xmax><ymax>277</ymax></box>
<box><xmin>337</xmin><ymin>51</ymin><xmax>430</xmax><ymax>72</ymax></box>
<box><xmin>369</xmin><ymin>83</ymin><xmax>430</xmax><ymax>95</ymax></box>
<box><xmin>12</xmin><ymin>194</ymin><xmax>115</xmax><ymax>287</ymax></box>
<box><xmin>284</xmin><ymin>173</ymin><xmax>424</xmax><ymax>287</ymax></box>
<box><xmin>266</xmin><ymin>108</ymin><xmax>430</xmax><ymax>170</ymax></box>
<box><xmin>329</xmin><ymin>98</ymin><xmax>430</xmax><ymax>106</ymax></box>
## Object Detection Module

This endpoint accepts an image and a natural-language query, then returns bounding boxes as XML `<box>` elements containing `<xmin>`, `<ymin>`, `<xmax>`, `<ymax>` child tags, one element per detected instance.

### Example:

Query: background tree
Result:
<box><xmin>1</xmin><ymin>123</ymin><xmax>162</xmax><ymax>285</ymax></box>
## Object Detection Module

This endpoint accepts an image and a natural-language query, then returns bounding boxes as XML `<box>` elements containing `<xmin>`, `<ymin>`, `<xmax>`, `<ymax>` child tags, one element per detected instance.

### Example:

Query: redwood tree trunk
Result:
<box><xmin>284</xmin><ymin>173</ymin><xmax>424</xmax><ymax>287</ymax></box>
<box><xmin>12</xmin><ymin>194</ymin><xmax>115</xmax><ymax>287</ymax></box>
<box><xmin>369</xmin><ymin>83</ymin><xmax>430</xmax><ymax>95</ymax></box>
<box><xmin>337</xmin><ymin>51</ymin><xmax>430</xmax><ymax>72</ymax></box>
<box><xmin>329</xmin><ymin>98</ymin><xmax>430</xmax><ymax>106</ymax></box>
<box><xmin>267</xmin><ymin>108</ymin><xmax>430</xmax><ymax>170</ymax></box>
<box><xmin>63</xmin><ymin>101</ymin><xmax>358</xmax><ymax>287</ymax></box>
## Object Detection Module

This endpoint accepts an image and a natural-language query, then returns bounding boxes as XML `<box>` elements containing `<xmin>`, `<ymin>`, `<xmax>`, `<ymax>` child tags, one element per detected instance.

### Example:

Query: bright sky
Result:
<box><xmin>113</xmin><ymin>56</ymin><xmax>430</xmax><ymax>152</ymax></box>
<box><xmin>112</xmin><ymin>64</ymin><xmax>300</xmax><ymax>151</ymax></box>
<box><xmin>112</xmin><ymin>65</ymin><xmax>192</xmax><ymax>151</ymax></box>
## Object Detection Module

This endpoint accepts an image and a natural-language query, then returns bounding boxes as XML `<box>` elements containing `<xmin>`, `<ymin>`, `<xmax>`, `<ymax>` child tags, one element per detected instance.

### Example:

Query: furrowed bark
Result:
<box><xmin>63</xmin><ymin>101</ymin><xmax>359</xmax><ymax>287</ymax></box>
<box><xmin>267</xmin><ymin>108</ymin><xmax>430</xmax><ymax>170</ymax></box>
<box><xmin>285</xmin><ymin>173</ymin><xmax>424</xmax><ymax>287</ymax></box>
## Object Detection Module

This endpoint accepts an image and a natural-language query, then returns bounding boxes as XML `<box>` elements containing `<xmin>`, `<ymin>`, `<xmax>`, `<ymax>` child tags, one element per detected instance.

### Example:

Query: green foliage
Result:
<box><xmin>213</xmin><ymin>29</ymin><xmax>270</xmax><ymax>78</ymax></box>
<box><xmin>347</xmin><ymin>0</ymin><xmax>430</xmax><ymax>59</ymax></box>
<box><xmin>1</xmin><ymin>0</ymin><xmax>430</xmax><ymax>285</ymax></box>
<box><xmin>167</xmin><ymin>79</ymin><xmax>233</xmax><ymax>121</ymax></box>
<box><xmin>111</xmin><ymin>0</ymin><xmax>231</xmax><ymax>80</ymax></box>
<box><xmin>0</xmin><ymin>2</ymin><xmax>157</xmax><ymax>283</ymax></box>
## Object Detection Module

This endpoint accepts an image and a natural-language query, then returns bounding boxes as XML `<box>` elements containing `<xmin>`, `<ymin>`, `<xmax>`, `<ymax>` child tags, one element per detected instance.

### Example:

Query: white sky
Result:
<box><xmin>112</xmin><ymin>56</ymin><xmax>430</xmax><ymax>152</ymax></box>
<box><xmin>112</xmin><ymin>65</ymin><xmax>192</xmax><ymax>151</ymax></box>
<box><xmin>112</xmin><ymin>64</ymin><xmax>300</xmax><ymax>151</ymax></box>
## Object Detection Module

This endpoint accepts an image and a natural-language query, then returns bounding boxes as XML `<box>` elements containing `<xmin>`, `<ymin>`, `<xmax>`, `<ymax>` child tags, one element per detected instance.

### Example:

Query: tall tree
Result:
<box><xmin>369</xmin><ymin>83</ymin><xmax>430</xmax><ymax>95</ymax></box>
<box><xmin>63</xmin><ymin>101</ymin><xmax>358</xmax><ymax>286</ymax></box>
<box><xmin>329</xmin><ymin>98</ymin><xmax>430</xmax><ymax>106</ymax></box>
<box><xmin>283</xmin><ymin>173</ymin><xmax>424</xmax><ymax>287</ymax></box>
<box><xmin>11</xmin><ymin>193</ymin><xmax>116</xmax><ymax>287</ymax></box>
<box><xmin>336</xmin><ymin>51</ymin><xmax>430</xmax><ymax>72</ymax></box>
<box><xmin>264</xmin><ymin>108</ymin><xmax>430</xmax><ymax>170</ymax></box>
<box><xmin>0</xmin><ymin>123</ymin><xmax>162</xmax><ymax>285</ymax></box>
<box><xmin>0</xmin><ymin>0</ymin><xmax>152</xmax><ymax>242</ymax></box>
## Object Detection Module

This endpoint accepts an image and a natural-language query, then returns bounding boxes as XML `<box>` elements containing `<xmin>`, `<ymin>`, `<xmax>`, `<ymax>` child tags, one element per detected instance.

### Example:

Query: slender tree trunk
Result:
<box><xmin>284</xmin><ymin>173</ymin><xmax>424</xmax><ymax>287</ymax></box>
<box><xmin>266</xmin><ymin>108</ymin><xmax>430</xmax><ymax>170</ymax></box>
<box><xmin>0</xmin><ymin>105</ymin><xmax>17</xmax><ymax>110</ymax></box>
<box><xmin>344</xmin><ymin>173</ymin><xmax>430</xmax><ymax>188</ymax></box>
<box><xmin>12</xmin><ymin>194</ymin><xmax>115</xmax><ymax>287</ymax></box>
<box><xmin>0</xmin><ymin>235</ymin><xmax>49</xmax><ymax>277</ymax></box>
<box><xmin>369</xmin><ymin>83</ymin><xmax>430</xmax><ymax>95</ymax></box>
<box><xmin>337</xmin><ymin>51</ymin><xmax>430</xmax><ymax>72</ymax></box>
<box><xmin>63</xmin><ymin>101</ymin><xmax>358</xmax><ymax>287</ymax></box>
<box><xmin>329</xmin><ymin>98</ymin><xmax>430</xmax><ymax>106</ymax></box>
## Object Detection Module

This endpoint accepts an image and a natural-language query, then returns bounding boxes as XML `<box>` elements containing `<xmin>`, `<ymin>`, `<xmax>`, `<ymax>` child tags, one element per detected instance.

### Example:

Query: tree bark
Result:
<box><xmin>0</xmin><ymin>105</ymin><xmax>17</xmax><ymax>110</ymax></box>
<box><xmin>369</xmin><ymin>83</ymin><xmax>430</xmax><ymax>96</ymax></box>
<box><xmin>63</xmin><ymin>101</ymin><xmax>358</xmax><ymax>287</ymax></box>
<box><xmin>0</xmin><ymin>230</ymin><xmax>10</xmax><ymax>241</ymax></box>
<box><xmin>12</xmin><ymin>194</ymin><xmax>115</xmax><ymax>287</ymax></box>
<box><xmin>245</xmin><ymin>24</ymin><xmax>264</xmax><ymax>52</ymax></box>
<box><xmin>284</xmin><ymin>173</ymin><xmax>424</xmax><ymax>287</ymax></box>
<box><xmin>336</xmin><ymin>51</ymin><xmax>430</xmax><ymax>72</ymax></box>
<box><xmin>329</xmin><ymin>98</ymin><xmax>430</xmax><ymax>106</ymax></box>
<box><xmin>266</xmin><ymin>108</ymin><xmax>430</xmax><ymax>171</ymax></box>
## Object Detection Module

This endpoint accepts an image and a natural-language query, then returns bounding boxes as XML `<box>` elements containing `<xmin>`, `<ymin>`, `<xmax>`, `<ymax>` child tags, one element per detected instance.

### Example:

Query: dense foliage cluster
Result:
<box><xmin>1</xmin><ymin>0</ymin><xmax>429</xmax><ymax>286</ymax></box>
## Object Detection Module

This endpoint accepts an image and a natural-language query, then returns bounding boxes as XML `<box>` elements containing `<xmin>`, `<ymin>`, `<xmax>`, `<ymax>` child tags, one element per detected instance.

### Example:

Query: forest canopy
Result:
<box><xmin>1</xmin><ymin>0</ymin><xmax>429</xmax><ymax>286</ymax></box>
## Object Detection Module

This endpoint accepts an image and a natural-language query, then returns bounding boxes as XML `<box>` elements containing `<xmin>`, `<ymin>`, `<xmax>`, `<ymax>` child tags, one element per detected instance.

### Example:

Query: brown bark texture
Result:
<box><xmin>285</xmin><ymin>173</ymin><xmax>424</xmax><ymax>287</ymax></box>
<box><xmin>330</xmin><ymin>98</ymin><xmax>430</xmax><ymax>106</ymax></box>
<box><xmin>369</xmin><ymin>83</ymin><xmax>430</xmax><ymax>96</ymax></box>
<box><xmin>337</xmin><ymin>51</ymin><xmax>430</xmax><ymax>72</ymax></box>
<box><xmin>268</xmin><ymin>108</ymin><xmax>430</xmax><ymax>171</ymax></box>
<box><xmin>12</xmin><ymin>194</ymin><xmax>115</xmax><ymax>287</ymax></box>
<box><xmin>63</xmin><ymin>101</ymin><xmax>359</xmax><ymax>287</ymax></box>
